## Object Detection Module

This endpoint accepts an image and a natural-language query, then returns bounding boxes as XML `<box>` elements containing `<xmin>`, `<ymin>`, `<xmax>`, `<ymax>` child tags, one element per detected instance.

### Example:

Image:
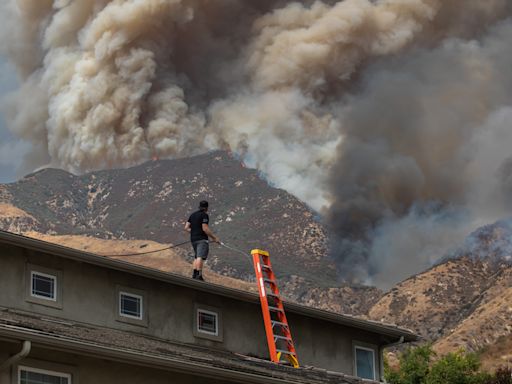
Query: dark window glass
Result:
<box><xmin>120</xmin><ymin>293</ymin><xmax>141</xmax><ymax>318</ymax></box>
<box><xmin>356</xmin><ymin>347</ymin><xmax>375</xmax><ymax>380</ymax></box>
<box><xmin>32</xmin><ymin>273</ymin><xmax>55</xmax><ymax>300</ymax></box>
<box><xmin>20</xmin><ymin>369</ymin><xmax>69</xmax><ymax>384</ymax></box>
<box><xmin>198</xmin><ymin>311</ymin><xmax>217</xmax><ymax>334</ymax></box>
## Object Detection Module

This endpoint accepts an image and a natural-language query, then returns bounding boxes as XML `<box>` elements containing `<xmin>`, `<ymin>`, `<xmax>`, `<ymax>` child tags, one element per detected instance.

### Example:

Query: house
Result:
<box><xmin>0</xmin><ymin>230</ymin><xmax>419</xmax><ymax>383</ymax></box>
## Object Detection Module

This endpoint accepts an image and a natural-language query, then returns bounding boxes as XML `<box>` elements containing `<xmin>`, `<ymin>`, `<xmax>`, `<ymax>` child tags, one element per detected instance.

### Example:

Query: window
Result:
<box><xmin>355</xmin><ymin>346</ymin><xmax>376</xmax><ymax>380</ymax></box>
<box><xmin>25</xmin><ymin>265</ymin><xmax>62</xmax><ymax>309</ymax></box>
<box><xmin>115</xmin><ymin>286</ymin><xmax>147</xmax><ymax>326</ymax></box>
<box><xmin>31</xmin><ymin>271</ymin><xmax>57</xmax><ymax>301</ymax></box>
<box><xmin>197</xmin><ymin>309</ymin><xmax>218</xmax><ymax>336</ymax></box>
<box><xmin>119</xmin><ymin>292</ymin><xmax>143</xmax><ymax>320</ymax></box>
<box><xmin>193</xmin><ymin>304</ymin><xmax>223</xmax><ymax>342</ymax></box>
<box><xmin>19</xmin><ymin>366</ymin><xmax>71</xmax><ymax>384</ymax></box>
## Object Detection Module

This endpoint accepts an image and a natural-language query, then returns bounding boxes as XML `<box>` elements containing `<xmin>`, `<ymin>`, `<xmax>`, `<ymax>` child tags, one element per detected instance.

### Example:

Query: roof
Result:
<box><xmin>0</xmin><ymin>308</ymin><xmax>365</xmax><ymax>384</ymax></box>
<box><xmin>0</xmin><ymin>230</ymin><xmax>419</xmax><ymax>342</ymax></box>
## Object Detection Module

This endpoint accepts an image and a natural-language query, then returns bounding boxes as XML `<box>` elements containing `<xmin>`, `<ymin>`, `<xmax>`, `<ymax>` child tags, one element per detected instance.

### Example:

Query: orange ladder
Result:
<box><xmin>251</xmin><ymin>249</ymin><xmax>299</xmax><ymax>368</ymax></box>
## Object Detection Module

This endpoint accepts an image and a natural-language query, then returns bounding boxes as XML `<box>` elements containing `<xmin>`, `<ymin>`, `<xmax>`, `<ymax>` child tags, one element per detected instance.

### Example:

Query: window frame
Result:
<box><xmin>30</xmin><ymin>271</ymin><xmax>57</xmax><ymax>302</ymax></box>
<box><xmin>18</xmin><ymin>365</ymin><xmax>72</xmax><ymax>384</ymax></box>
<box><xmin>119</xmin><ymin>291</ymin><xmax>143</xmax><ymax>320</ymax></box>
<box><xmin>193</xmin><ymin>304</ymin><xmax>223</xmax><ymax>342</ymax></box>
<box><xmin>354</xmin><ymin>344</ymin><xmax>377</xmax><ymax>381</ymax></box>
<box><xmin>25</xmin><ymin>264</ymin><xmax>63</xmax><ymax>309</ymax></box>
<box><xmin>115</xmin><ymin>285</ymin><xmax>148</xmax><ymax>327</ymax></box>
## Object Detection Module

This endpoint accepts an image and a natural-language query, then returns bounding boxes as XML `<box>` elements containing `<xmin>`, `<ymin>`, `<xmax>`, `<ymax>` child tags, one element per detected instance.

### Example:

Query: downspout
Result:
<box><xmin>379</xmin><ymin>336</ymin><xmax>404</xmax><ymax>383</ymax></box>
<box><xmin>0</xmin><ymin>341</ymin><xmax>32</xmax><ymax>372</ymax></box>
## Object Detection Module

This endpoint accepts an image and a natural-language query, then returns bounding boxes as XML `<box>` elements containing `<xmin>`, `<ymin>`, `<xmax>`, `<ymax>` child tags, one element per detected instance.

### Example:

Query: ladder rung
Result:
<box><xmin>261</xmin><ymin>264</ymin><xmax>271</xmax><ymax>270</ymax></box>
<box><xmin>271</xmin><ymin>320</ymin><xmax>289</xmax><ymax>328</ymax></box>
<box><xmin>266</xmin><ymin>292</ymin><xmax>280</xmax><ymax>299</ymax></box>
<box><xmin>274</xmin><ymin>335</ymin><xmax>292</xmax><ymax>341</ymax></box>
<box><xmin>276</xmin><ymin>349</ymin><xmax>296</xmax><ymax>355</ymax></box>
<box><xmin>263</xmin><ymin>278</ymin><xmax>276</xmax><ymax>285</ymax></box>
<box><xmin>268</xmin><ymin>306</ymin><xmax>284</xmax><ymax>313</ymax></box>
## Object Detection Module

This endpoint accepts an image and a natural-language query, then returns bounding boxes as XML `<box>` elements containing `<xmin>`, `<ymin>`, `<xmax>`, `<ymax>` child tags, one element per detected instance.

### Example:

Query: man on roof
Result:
<box><xmin>184</xmin><ymin>200</ymin><xmax>220</xmax><ymax>281</ymax></box>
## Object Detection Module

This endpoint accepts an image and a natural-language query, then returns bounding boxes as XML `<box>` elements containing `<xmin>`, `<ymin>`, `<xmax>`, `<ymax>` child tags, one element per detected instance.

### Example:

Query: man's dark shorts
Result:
<box><xmin>192</xmin><ymin>240</ymin><xmax>209</xmax><ymax>260</ymax></box>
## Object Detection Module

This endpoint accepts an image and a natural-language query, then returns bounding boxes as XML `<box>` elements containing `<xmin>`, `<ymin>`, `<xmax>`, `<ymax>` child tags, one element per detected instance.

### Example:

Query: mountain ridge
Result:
<box><xmin>1</xmin><ymin>152</ymin><xmax>511</xmax><ymax>371</ymax></box>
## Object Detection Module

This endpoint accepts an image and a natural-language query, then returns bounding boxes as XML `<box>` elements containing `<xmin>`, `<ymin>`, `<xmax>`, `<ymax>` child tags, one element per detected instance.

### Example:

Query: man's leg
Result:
<box><xmin>193</xmin><ymin>257</ymin><xmax>203</xmax><ymax>270</ymax></box>
<box><xmin>192</xmin><ymin>242</ymin><xmax>199</xmax><ymax>278</ymax></box>
<box><xmin>196</xmin><ymin>258</ymin><xmax>204</xmax><ymax>272</ymax></box>
<box><xmin>192</xmin><ymin>257</ymin><xmax>204</xmax><ymax>280</ymax></box>
<box><xmin>195</xmin><ymin>241</ymin><xmax>209</xmax><ymax>280</ymax></box>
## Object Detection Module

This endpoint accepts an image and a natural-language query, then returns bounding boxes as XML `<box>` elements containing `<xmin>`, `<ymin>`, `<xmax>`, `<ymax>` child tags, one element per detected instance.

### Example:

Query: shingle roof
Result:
<box><xmin>0</xmin><ymin>229</ymin><xmax>419</xmax><ymax>342</ymax></box>
<box><xmin>0</xmin><ymin>308</ymin><xmax>367</xmax><ymax>384</ymax></box>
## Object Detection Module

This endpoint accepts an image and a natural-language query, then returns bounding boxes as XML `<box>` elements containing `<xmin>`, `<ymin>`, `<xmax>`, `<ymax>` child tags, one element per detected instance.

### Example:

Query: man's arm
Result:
<box><xmin>202</xmin><ymin>223</ymin><xmax>220</xmax><ymax>243</ymax></box>
<box><xmin>184</xmin><ymin>222</ymin><xmax>191</xmax><ymax>233</ymax></box>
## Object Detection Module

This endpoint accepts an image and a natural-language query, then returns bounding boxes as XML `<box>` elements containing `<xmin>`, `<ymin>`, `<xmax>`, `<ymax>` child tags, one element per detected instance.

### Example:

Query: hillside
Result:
<box><xmin>0</xmin><ymin>203</ymin><xmax>39</xmax><ymax>233</ymax></box>
<box><xmin>368</xmin><ymin>220</ymin><xmax>512</xmax><ymax>371</ymax></box>
<box><xmin>432</xmin><ymin>267</ymin><xmax>512</xmax><ymax>356</ymax></box>
<box><xmin>368</xmin><ymin>258</ymin><xmax>502</xmax><ymax>339</ymax></box>
<box><xmin>0</xmin><ymin>151</ymin><xmax>337</xmax><ymax>288</ymax></box>
<box><xmin>480</xmin><ymin>336</ymin><xmax>512</xmax><ymax>372</ymax></box>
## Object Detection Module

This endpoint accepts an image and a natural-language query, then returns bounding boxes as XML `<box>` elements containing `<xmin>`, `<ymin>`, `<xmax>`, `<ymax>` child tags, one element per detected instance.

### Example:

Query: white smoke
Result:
<box><xmin>1</xmin><ymin>0</ymin><xmax>512</xmax><ymax>287</ymax></box>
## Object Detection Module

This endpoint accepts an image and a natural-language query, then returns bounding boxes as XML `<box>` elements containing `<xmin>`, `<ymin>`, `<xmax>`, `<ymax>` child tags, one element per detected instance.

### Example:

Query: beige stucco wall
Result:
<box><xmin>0</xmin><ymin>242</ymin><xmax>384</xmax><ymax>378</ymax></box>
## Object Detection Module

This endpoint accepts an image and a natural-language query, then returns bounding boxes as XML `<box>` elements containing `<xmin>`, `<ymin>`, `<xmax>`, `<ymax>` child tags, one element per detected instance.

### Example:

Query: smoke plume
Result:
<box><xmin>1</xmin><ymin>0</ymin><xmax>512</xmax><ymax>288</ymax></box>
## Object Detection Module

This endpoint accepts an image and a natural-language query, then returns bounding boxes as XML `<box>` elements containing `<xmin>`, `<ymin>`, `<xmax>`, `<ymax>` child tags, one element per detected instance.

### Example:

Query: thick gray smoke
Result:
<box><xmin>327</xmin><ymin>16</ymin><xmax>512</xmax><ymax>287</ymax></box>
<box><xmin>1</xmin><ymin>0</ymin><xmax>512</xmax><ymax>288</ymax></box>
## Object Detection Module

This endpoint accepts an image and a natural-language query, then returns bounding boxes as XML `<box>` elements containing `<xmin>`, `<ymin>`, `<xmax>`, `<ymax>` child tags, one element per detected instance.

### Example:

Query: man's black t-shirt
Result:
<box><xmin>188</xmin><ymin>210</ymin><xmax>209</xmax><ymax>242</ymax></box>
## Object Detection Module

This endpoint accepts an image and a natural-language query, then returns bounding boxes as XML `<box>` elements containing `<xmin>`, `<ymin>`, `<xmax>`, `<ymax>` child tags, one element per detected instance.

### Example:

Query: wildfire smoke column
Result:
<box><xmin>1</xmin><ymin>0</ymin><xmax>512</xmax><ymax>287</ymax></box>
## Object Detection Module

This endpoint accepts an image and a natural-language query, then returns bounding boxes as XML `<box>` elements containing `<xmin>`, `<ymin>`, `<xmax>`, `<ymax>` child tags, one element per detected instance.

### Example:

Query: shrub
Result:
<box><xmin>385</xmin><ymin>345</ymin><xmax>433</xmax><ymax>384</ymax></box>
<box><xmin>385</xmin><ymin>345</ymin><xmax>492</xmax><ymax>384</ymax></box>
<box><xmin>426</xmin><ymin>351</ymin><xmax>490</xmax><ymax>384</ymax></box>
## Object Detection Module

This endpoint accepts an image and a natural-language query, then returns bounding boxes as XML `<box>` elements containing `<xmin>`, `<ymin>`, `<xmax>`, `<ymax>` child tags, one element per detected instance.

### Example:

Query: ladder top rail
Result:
<box><xmin>251</xmin><ymin>249</ymin><xmax>270</xmax><ymax>256</ymax></box>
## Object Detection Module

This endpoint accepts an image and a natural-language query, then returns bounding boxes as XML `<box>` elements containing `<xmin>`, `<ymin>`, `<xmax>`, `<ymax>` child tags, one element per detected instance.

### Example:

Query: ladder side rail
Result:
<box><xmin>252</xmin><ymin>252</ymin><xmax>279</xmax><ymax>363</ymax></box>
<box><xmin>260</xmin><ymin>255</ymin><xmax>298</xmax><ymax>355</ymax></box>
<box><xmin>252</xmin><ymin>249</ymin><xmax>300</xmax><ymax>368</ymax></box>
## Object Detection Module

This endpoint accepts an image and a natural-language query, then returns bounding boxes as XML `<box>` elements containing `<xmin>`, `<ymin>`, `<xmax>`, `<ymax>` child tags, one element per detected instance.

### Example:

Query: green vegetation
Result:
<box><xmin>384</xmin><ymin>345</ymin><xmax>511</xmax><ymax>384</ymax></box>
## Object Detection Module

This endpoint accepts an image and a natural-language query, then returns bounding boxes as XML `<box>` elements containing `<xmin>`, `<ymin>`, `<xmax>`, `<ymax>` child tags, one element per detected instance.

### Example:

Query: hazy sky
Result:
<box><xmin>0</xmin><ymin>56</ymin><xmax>26</xmax><ymax>184</ymax></box>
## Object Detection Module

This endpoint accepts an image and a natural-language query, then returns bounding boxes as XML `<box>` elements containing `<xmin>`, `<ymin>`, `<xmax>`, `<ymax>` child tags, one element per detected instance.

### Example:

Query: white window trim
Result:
<box><xmin>30</xmin><ymin>271</ymin><xmax>57</xmax><ymax>302</ymax></box>
<box><xmin>197</xmin><ymin>308</ymin><xmax>219</xmax><ymax>336</ymax></box>
<box><xmin>18</xmin><ymin>365</ymin><xmax>71</xmax><ymax>383</ymax></box>
<box><xmin>119</xmin><ymin>291</ymin><xmax>143</xmax><ymax>320</ymax></box>
<box><xmin>354</xmin><ymin>345</ymin><xmax>377</xmax><ymax>381</ymax></box>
